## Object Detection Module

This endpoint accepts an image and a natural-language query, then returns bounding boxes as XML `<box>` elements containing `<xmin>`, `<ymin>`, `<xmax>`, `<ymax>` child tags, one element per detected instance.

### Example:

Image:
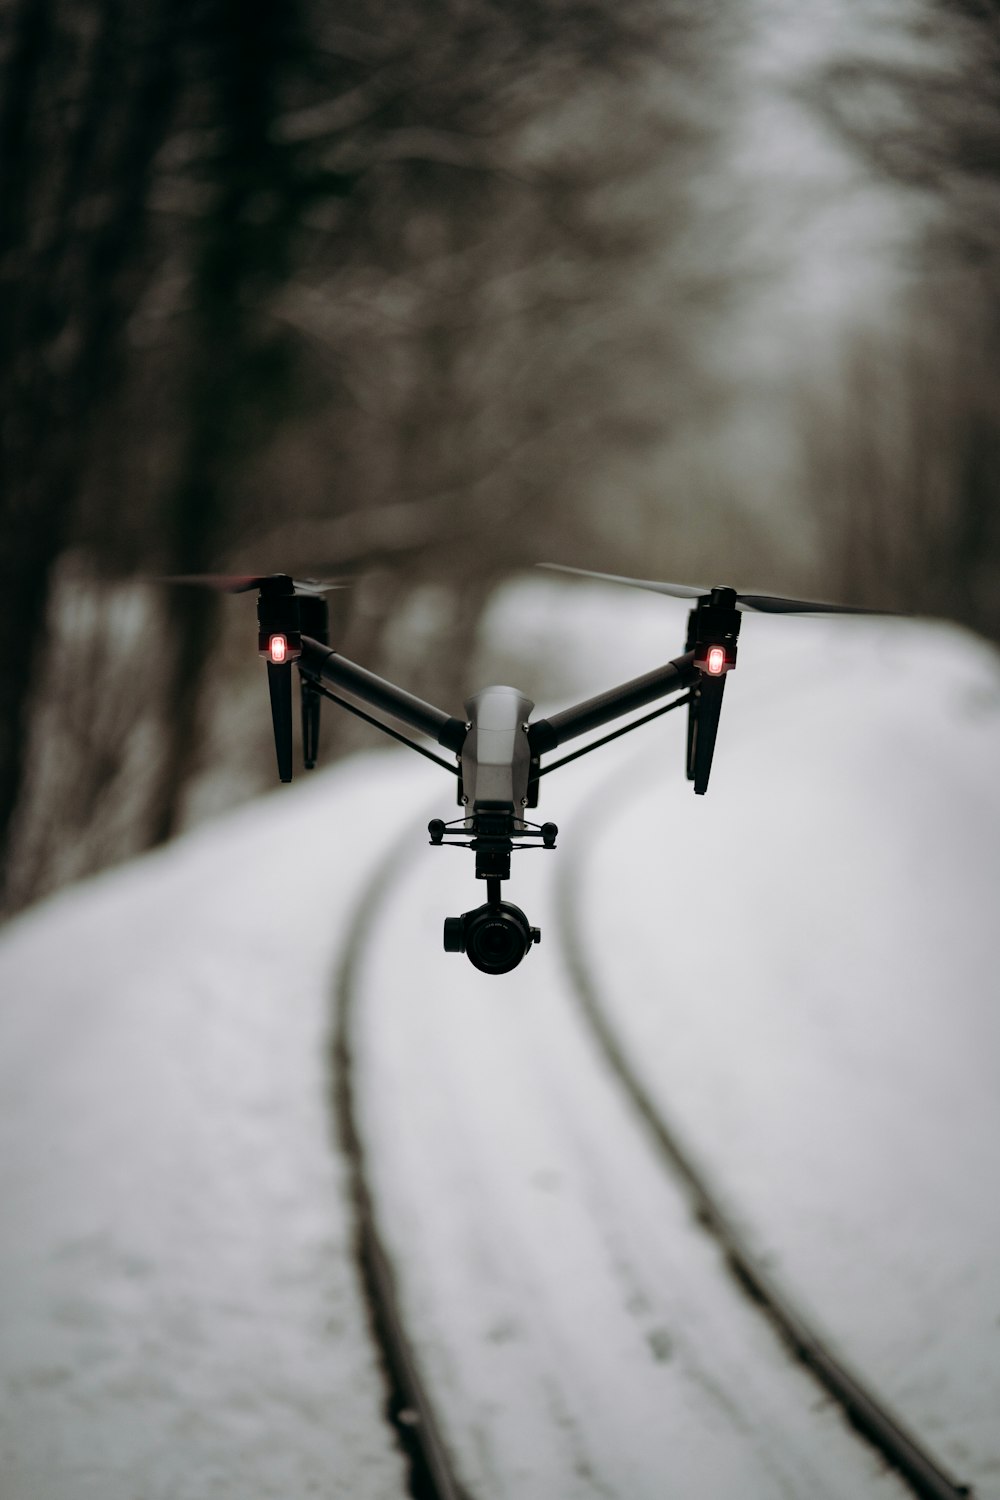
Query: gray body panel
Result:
<box><xmin>461</xmin><ymin>686</ymin><xmax>534</xmax><ymax>821</ymax></box>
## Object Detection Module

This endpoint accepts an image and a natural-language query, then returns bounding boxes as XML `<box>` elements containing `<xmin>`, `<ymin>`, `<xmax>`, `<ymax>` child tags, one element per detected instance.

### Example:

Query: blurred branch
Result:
<box><xmin>1</xmin><ymin>0</ymin><xmax>722</xmax><ymax>910</ymax></box>
<box><xmin>798</xmin><ymin>2</ymin><xmax>1000</xmax><ymax>641</ymax></box>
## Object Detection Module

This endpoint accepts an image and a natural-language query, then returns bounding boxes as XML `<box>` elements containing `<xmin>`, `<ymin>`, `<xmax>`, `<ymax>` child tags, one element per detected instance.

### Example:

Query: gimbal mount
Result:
<box><xmin>428</xmin><ymin>808</ymin><xmax>557</xmax><ymax>974</ymax></box>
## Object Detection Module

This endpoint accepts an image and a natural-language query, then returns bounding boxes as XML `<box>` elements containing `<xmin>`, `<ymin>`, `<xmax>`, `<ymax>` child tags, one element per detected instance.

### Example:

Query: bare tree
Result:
<box><xmin>801</xmin><ymin>2</ymin><xmax>1000</xmax><ymax>638</ymax></box>
<box><xmin>0</xmin><ymin>0</ymin><xmax>720</xmax><ymax>910</ymax></box>
<box><xmin>0</xmin><ymin>0</ymin><xmax>183</xmax><ymax>898</ymax></box>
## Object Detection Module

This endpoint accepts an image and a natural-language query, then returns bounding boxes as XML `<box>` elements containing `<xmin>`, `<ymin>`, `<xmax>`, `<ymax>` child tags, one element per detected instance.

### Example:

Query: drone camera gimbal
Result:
<box><xmin>166</xmin><ymin>564</ymin><xmax>880</xmax><ymax>972</ymax></box>
<box><xmin>430</xmin><ymin>805</ymin><xmax>557</xmax><ymax>973</ymax></box>
<box><xmin>443</xmin><ymin>900</ymin><xmax>541</xmax><ymax>976</ymax></box>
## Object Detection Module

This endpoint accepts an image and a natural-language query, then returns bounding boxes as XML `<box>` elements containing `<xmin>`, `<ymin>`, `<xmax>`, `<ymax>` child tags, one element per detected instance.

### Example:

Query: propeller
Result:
<box><xmin>161</xmin><ymin>571</ymin><xmax>346</xmax><ymax>784</ymax></box>
<box><xmin>160</xmin><ymin>573</ymin><xmax>346</xmax><ymax>595</ymax></box>
<box><xmin>539</xmin><ymin>563</ymin><xmax>886</xmax><ymax>615</ymax></box>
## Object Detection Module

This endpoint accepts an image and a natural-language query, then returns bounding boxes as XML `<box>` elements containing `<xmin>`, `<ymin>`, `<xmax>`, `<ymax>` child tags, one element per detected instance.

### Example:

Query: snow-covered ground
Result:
<box><xmin>0</xmin><ymin>575</ymin><xmax>997</xmax><ymax>1498</ymax></box>
<box><xmin>0</xmin><ymin>751</ymin><xmax>429</xmax><ymax>1500</ymax></box>
<box><xmin>354</xmin><ymin>770</ymin><xmax>910</xmax><ymax>1500</ymax></box>
<box><xmin>567</xmin><ymin>585</ymin><xmax>1000</xmax><ymax>1493</ymax></box>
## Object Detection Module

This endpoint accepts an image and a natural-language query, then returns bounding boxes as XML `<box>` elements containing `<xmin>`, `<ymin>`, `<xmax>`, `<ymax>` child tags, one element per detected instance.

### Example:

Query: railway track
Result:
<box><xmin>331</xmin><ymin>799</ymin><xmax>973</xmax><ymax>1500</ymax></box>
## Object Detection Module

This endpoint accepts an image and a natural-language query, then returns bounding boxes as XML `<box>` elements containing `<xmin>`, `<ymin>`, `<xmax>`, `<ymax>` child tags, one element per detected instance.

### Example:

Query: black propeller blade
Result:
<box><xmin>539</xmin><ymin>563</ymin><xmax>886</xmax><ymax>615</ymax></box>
<box><xmin>540</xmin><ymin>564</ymin><xmax>709</xmax><ymax>600</ymax></box>
<box><xmin>161</xmin><ymin>573</ymin><xmax>346</xmax><ymax>595</ymax></box>
<box><xmin>161</xmin><ymin>573</ymin><xmax>278</xmax><ymax>593</ymax></box>
<box><xmin>733</xmin><ymin>591</ymin><xmax>885</xmax><ymax>615</ymax></box>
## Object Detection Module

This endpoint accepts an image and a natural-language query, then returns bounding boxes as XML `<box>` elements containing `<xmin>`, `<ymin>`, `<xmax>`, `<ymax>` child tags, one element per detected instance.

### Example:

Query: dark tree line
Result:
<box><xmin>0</xmin><ymin>0</ymin><xmax>182</xmax><ymax>897</ymax></box>
<box><xmin>801</xmin><ymin>0</ymin><xmax>1000</xmax><ymax>639</ymax></box>
<box><xmin>0</xmin><ymin>0</ymin><xmax>719</xmax><ymax>909</ymax></box>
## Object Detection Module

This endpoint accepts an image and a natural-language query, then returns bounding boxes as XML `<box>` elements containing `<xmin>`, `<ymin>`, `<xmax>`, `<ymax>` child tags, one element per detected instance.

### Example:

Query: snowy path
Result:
<box><xmin>568</xmin><ymin>609</ymin><xmax>1000</xmax><ymax>1497</ymax></box>
<box><xmin>0</xmin><ymin>754</ymin><xmax>429</xmax><ymax>1500</ymax></box>
<box><xmin>0</xmin><ymin>585</ymin><xmax>995</xmax><ymax>1499</ymax></box>
<box><xmin>350</xmin><ymin>774</ymin><xmax>910</xmax><ymax>1499</ymax></box>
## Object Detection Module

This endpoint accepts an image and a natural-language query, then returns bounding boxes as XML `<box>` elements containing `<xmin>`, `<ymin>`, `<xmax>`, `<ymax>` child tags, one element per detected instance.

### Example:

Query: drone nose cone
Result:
<box><xmin>461</xmin><ymin>686</ymin><xmax>535</xmax><ymax>813</ymax></box>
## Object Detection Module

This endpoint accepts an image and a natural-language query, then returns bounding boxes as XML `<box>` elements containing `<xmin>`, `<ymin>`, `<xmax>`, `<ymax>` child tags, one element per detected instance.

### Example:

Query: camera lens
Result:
<box><xmin>465</xmin><ymin>902</ymin><xmax>533</xmax><ymax>975</ymax></box>
<box><xmin>442</xmin><ymin>901</ymin><xmax>540</xmax><ymax>973</ymax></box>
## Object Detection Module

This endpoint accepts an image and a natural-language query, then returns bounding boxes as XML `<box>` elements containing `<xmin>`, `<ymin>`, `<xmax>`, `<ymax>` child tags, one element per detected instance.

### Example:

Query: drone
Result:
<box><xmin>168</xmin><ymin>564</ymin><xmax>880</xmax><ymax>975</ymax></box>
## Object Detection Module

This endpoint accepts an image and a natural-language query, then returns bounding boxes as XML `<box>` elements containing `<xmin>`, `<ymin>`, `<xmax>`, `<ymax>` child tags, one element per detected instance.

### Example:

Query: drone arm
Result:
<box><xmin>528</xmin><ymin>651</ymin><xmax>698</xmax><ymax>755</ymax></box>
<box><xmin>299</xmin><ymin>636</ymin><xmax>468</xmax><ymax>753</ymax></box>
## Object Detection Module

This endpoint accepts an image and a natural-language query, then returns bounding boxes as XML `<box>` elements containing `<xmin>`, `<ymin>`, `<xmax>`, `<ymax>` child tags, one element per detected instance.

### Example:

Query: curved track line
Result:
<box><xmin>330</xmin><ymin>814</ymin><xmax>472</xmax><ymax>1500</ymax></box>
<box><xmin>554</xmin><ymin>764</ymin><xmax>973</xmax><ymax>1500</ymax></box>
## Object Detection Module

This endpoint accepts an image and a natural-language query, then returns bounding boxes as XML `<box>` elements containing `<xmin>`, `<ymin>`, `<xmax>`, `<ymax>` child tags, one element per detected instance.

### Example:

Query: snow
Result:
<box><xmin>558</xmin><ymin>586</ymin><xmax>1000</xmax><ymax>1493</ymax></box>
<box><xmin>0</xmin><ymin>575</ymin><xmax>997</xmax><ymax>1499</ymax></box>
<box><xmin>354</xmin><ymin>806</ymin><xmax>911</xmax><ymax>1500</ymax></box>
<box><xmin>0</xmin><ymin>752</ymin><xmax>427</xmax><ymax>1500</ymax></box>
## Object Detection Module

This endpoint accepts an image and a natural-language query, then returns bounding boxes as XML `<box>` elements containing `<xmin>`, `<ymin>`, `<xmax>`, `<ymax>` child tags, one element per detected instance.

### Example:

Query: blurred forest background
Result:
<box><xmin>1</xmin><ymin>0</ymin><xmax>999</xmax><ymax>913</ymax></box>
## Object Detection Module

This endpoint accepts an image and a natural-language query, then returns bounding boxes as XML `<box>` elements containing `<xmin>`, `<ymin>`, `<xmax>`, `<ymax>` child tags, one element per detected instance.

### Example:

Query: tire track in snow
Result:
<box><xmin>554</xmin><ymin>772</ymin><xmax>973</xmax><ymax>1500</ymax></box>
<box><xmin>331</xmin><ymin>809</ymin><xmax>472</xmax><ymax>1500</ymax></box>
<box><xmin>327</xmin><ymin>732</ymin><xmax>967</xmax><ymax>1498</ymax></box>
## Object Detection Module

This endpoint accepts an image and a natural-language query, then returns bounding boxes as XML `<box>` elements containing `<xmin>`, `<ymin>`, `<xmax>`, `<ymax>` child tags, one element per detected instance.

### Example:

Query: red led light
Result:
<box><xmin>706</xmin><ymin>645</ymin><xmax>726</xmax><ymax>675</ymax></box>
<box><xmin>269</xmin><ymin>633</ymin><xmax>288</xmax><ymax>664</ymax></box>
